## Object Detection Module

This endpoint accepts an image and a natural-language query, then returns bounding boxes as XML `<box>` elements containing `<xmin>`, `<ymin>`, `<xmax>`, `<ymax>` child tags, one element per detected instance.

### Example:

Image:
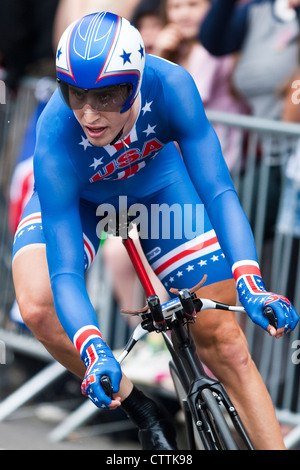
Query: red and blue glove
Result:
<box><xmin>233</xmin><ymin>261</ymin><xmax>299</xmax><ymax>335</ymax></box>
<box><xmin>73</xmin><ymin>325</ymin><xmax>122</xmax><ymax>408</ymax></box>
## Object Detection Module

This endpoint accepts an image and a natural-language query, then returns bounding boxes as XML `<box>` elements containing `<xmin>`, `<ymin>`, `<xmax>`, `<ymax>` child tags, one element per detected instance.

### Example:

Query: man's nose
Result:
<box><xmin>83</xmin><ymin>105</ymin><xmax>101</xmax><ymax>121</ymax></box>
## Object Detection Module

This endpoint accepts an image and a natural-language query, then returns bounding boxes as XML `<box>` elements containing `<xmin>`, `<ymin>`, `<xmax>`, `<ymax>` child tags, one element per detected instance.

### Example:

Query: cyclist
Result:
<box><xmin>12</xmin><ymin>12</ymin><xmax>298</xmax><ymax>450</ymax></box>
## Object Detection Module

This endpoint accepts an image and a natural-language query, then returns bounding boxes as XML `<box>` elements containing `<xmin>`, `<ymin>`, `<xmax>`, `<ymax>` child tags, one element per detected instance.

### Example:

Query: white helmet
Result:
<box><xmin>56</xmin><ymin>11</ymin><xmax>145</xmax><ymax>113</ymax></box>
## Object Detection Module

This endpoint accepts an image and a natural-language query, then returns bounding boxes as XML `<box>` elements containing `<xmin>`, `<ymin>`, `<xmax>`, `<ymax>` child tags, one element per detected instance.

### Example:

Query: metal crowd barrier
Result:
<box><xmin>208</xmin><ymin>110</ymin><xmax>300</xmax><ymax>448</ymax></box>
<box><xmin>1</xmin><ymin>79</ymin><xmax>300</xmax><ymax>448</ymax></box>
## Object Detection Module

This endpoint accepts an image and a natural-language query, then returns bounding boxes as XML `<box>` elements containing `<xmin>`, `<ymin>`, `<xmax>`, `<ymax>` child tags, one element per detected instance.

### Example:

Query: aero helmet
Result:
<box><xmin>56</xmin><ymin>11</ymin><xmax>145</xmax><ymax>113</ymax></box>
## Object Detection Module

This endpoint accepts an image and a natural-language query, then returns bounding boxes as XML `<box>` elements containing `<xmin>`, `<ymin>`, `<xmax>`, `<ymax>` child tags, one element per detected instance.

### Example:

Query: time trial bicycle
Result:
<box><xmin>100</xmin><ymin>217</ymin><xmax>275</xmax><ymax>450</ymax></box>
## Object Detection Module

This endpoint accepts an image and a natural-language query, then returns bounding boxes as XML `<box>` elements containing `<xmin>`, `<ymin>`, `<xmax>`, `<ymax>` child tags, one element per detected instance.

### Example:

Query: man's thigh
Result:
<box><xmin>12</xmin><ymin>191</ymin><xmax>100</xmax><ymax>272</ymax></box>
<box><xmin>12</xmin><ymin>243</ymin><xmax>52</xmax><ymax>307</ymax></box>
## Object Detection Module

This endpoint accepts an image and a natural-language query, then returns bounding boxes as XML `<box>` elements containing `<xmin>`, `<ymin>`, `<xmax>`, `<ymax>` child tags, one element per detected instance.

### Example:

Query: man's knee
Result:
<box><xmin>192</xmin><ymin>314</ymin><xmax>251</xmax><ymax>375</ymax></box>
<box><xmin>213</xmin><ymin>324</ymin><xmax>251</xmax><ymax>371</ymax></box>
<box><xmin>192</xmin><ymin>277</ymin><xmax>252</xmax><ymax>369</ymax></box>
<box><xmin>12</xmin><ymin>246</ymin><xmax>56</xmax><ymax>341</ymax></box>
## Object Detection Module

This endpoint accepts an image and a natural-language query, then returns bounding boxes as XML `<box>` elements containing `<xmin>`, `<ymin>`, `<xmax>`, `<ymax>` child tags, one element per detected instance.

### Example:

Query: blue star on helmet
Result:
<box><xmin>57</xmin><ymin>47</ymin><xmax>62</xmax><ymax>61</ymax></box>
<box><xmin>138</xmin><ymin>45</ymin><xmax>144</xmax><ymax>59</ymax></box>
<box><xmin>120</xmin><ymin>50</ymin><xmax>132</xmax><ymax>65</ymax></box>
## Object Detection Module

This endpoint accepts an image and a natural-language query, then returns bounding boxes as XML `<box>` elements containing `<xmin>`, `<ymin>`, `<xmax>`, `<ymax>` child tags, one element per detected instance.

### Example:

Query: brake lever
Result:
<box><xmin>117</xmin><ymin>322</ymin><xmax>150</xmax><ymax>363</ymax></box>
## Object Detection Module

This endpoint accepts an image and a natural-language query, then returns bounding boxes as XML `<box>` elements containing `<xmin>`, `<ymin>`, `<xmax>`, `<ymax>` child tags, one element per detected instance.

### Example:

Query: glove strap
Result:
<box><xmin>73</xmin><ymin>325</ymin><xmax>103</xmax><ymax>357</ymax></box>
<box><xmin>232</xmin><ymin>260</ymin><xmax>262</xmax><ymax>283</ymax></box>
<box><xmin>232</xmin><ymin>260</ymin><xmax>267</xmax><ymax>296</ymax></box>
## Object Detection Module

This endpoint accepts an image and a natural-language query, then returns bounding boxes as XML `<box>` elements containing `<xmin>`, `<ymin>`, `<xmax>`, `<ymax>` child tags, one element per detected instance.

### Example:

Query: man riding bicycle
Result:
<box><xmin>12</xmin><ymin>12</ymin><xmax>298</xmax><ymax>450</ymax></box>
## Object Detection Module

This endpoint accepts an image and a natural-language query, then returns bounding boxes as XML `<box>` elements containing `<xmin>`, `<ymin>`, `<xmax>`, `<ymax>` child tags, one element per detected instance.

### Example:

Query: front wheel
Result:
<box><xmin>199</xmin><ymin>387</ymin><xmax>239</xmax><ymax>450</ymax></box>
<box><xmin>169</xmin><ymin>362</ymin><xmax>239</xmax><ymax>450</ymax></box>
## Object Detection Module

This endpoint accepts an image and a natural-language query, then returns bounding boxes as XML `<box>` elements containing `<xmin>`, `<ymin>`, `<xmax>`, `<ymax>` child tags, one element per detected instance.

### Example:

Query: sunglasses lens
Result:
<box><xmin>58</xmin><ymin>82</ymin><xmax>132</xmax><ymax>112</ymax></box>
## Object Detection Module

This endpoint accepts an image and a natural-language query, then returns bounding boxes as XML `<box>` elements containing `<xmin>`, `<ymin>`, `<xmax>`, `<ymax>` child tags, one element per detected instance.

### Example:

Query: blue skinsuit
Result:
<box><xmin>13</xmin><ymin>54</ymin><xmax>258</xmax><ymax>341</ymax></box>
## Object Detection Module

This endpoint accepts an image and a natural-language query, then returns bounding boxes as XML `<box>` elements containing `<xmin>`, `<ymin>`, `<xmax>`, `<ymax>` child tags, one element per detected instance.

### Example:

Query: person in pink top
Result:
<box><xmin>153</xmin><ymin>0</ymin><xmax>249</xmax><ymax>171</ymax></box>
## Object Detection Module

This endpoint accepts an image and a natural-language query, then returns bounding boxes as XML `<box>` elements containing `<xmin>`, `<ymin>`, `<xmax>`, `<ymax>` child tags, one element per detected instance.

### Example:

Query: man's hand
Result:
<box><xmin>74</xmin><ymin>326</ymin><xmax>122</xmax><ymax>408</ymax></box>
<box><xmin>153</xmin><ymin>24</ymin><xmax>183</xmax><ymax>58</ymax></box>
<box><xmin>233</xmin><ymin>261</ymin><xmax>299</xmax><ymax>338</ymax></box>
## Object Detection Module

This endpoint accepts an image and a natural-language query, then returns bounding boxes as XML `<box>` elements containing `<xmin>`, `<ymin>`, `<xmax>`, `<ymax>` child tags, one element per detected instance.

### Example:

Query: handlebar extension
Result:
<box><xmin>177</xmin><ymin>289</ymin><xmax>197</xmax><ymax>319</ymax></box>
<box><xmin>263</xmin><ymin>306</ymin><xmax>278</xmax><ymax>329</ymax></box>
<box><xmin>100</xmin><ymin>375</ymin><xmax>113</xmax><ymax>399</ymax></box>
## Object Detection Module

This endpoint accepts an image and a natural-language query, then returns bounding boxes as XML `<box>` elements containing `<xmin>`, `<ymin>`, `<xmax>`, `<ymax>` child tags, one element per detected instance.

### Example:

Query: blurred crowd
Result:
<box><xmin>1</xmin><ymin>0</ymin><xmax>300</xmax><ymax>120</ymax></box>
<box><xmin>1</xmin><ymin>0</ymin><xmax>300</xmax><ymax>317</ymax></box>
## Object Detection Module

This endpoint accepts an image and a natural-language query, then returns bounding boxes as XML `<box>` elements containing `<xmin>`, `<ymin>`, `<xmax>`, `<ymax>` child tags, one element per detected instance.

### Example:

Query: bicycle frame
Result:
<box><xmin>121</xmin><ymin>235</ymin><xmax>254</xmax><ymax>450</ymax></box>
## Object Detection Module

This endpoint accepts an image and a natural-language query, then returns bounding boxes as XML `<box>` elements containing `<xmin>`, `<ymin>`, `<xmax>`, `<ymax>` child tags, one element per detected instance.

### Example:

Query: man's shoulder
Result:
<box><xmin>144</xmin><ymin>54</ymin><xmax>193</xmax><ymax>92</ymax></box>
<box><xmin>36</xmin><ymin>89</ymin><xmax>78</xmax><ymax>145</ymax></box>
<box><xmin>145</xmin><ymin>54</ymin><xmax>187</xmax><ymax>77</ymax></box>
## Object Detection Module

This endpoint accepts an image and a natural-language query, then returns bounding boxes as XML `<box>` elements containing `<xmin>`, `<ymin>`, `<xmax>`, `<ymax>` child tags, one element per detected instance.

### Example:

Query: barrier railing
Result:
<box><xmin>0</xmin><ymin>80</ymin><xmax>300</xmax><ymax>447</ymax></box>
<box><xmin>208</xmin><ymin>110</ymin><xmax>300</xmax><ymax>448</ymax></box>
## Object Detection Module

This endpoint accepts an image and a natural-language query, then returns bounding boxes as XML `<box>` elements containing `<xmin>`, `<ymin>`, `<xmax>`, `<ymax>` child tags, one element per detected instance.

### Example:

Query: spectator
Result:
<box><xmin>52</xmin><ymin>0</ymin><xmax>140</xmax><ymax>47</ymax></box>
<box><xmin>200</xmin><ymin>0</ymin><xmax>300</xmax><ymax>239</ymax></box>
<box><xmin>131</xmin><ymin>0</ymin><xmax>164</xmax><ymax>54</ymax></box>
<box><xmin>152</xmin><ymin>0</ymin><xmax>249</xmax><ymax>171</ymax></box>
<box><xmin>200</xmin><ymin>0</ymin><xmax>300</xmax><ymax>120</ymax></box>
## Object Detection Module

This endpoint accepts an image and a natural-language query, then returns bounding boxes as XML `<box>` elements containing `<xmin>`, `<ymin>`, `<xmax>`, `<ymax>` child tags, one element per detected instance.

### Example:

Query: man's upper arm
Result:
<box><xmin>33</xmin><ymin>141</ymin><xmax>100</xmax><ymax>338</ymax></box>
<box><xmin>165</xmin><ymin>66</ymin><xmax>235</xmax><ymax>206</ymax></box>
<box><xmin>165</xmin><ymin>67</ymin><xmax>258</xmax><ymax>265</ymax></box>
<box><xmin>34</xmin><ymin>139</ymin><xmax>84</xmax><ymax>279</ymax></box>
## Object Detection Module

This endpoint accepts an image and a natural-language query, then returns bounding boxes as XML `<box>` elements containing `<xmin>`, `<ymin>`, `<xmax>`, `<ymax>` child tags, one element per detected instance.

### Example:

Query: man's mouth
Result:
<box><xmin>85</xmin><ymin>126</ymin><xmax>107</xmax><ymax>138</ymax></box>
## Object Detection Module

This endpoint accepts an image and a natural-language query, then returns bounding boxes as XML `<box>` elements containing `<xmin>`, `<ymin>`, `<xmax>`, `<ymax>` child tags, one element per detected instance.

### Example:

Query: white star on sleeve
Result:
<box><xmin>141</xmin><ymin>101</ymin><xmax>153</xmax><ymax>115</ymax></box>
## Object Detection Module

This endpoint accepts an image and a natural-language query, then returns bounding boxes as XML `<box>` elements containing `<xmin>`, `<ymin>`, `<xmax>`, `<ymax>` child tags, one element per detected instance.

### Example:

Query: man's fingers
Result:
<box><xmin>267</xmin><ymin>325</ymin><xmax>277</xmax><ymax>337</ymax></box>
<box><xmin>108</xmin><ymin>396</ymin><xmax>121</xmax><ymax>410</ymax></box>
<box><xmin>267</xmin><ymin>325</ymin><xmax>285</xmax><ymax>338</ymax></box>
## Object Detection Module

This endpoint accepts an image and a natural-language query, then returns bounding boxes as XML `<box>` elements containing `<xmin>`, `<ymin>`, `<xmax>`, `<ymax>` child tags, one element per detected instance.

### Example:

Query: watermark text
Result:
<box><xmin>0</xmin><ymin>80</ymin><xmax>5</xmax><ymax>104</ymax></box>
<box><xmin>0</xmin><ymin>340</ymin><xmax>6</xmax><ymax>364</ymax></box>
<box><xmin>291</xmin><ymin>340</ymin><xmax>300</xmax><ymax>365</ymax></box>
<box><xmin>96</xmin><ymin>196</ymin><xmax>204</xmax><ymax>240</ymax></box>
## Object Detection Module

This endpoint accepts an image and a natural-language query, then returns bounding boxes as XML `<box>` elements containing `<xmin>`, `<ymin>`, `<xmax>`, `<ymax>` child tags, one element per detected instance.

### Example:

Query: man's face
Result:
<box><xmin>60</xmin><ymin>83</ymin><xmax>133</xmax><ymax>147</ymax></box>
<box><xmin>74</xmin><ymin>106</ymin><xmax>130</xmax><ymax>147</ymax></box>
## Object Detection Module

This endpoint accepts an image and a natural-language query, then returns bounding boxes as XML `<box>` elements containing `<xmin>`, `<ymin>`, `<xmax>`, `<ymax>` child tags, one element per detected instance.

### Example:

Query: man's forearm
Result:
<box><xmin>200</xmin><ymin>0</ymin><xmax>249</xmax><ymax>56</ymax></box>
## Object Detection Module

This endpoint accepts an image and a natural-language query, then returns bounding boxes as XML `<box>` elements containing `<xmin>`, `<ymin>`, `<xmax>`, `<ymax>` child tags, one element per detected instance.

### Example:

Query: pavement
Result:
<box><xmin>0</xmin><ymin>404</ymin><xmax>141</xmax><ymax>451</ymax></box>
<box><xmin>0</xmin><ymin>332</ymin><xmax>180</xmax><ymax>451</ymax></box>
<box><xmin>0</xmin><ymin>353</ymin><xmax>142</xmax><ymax>451</ymax></box>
